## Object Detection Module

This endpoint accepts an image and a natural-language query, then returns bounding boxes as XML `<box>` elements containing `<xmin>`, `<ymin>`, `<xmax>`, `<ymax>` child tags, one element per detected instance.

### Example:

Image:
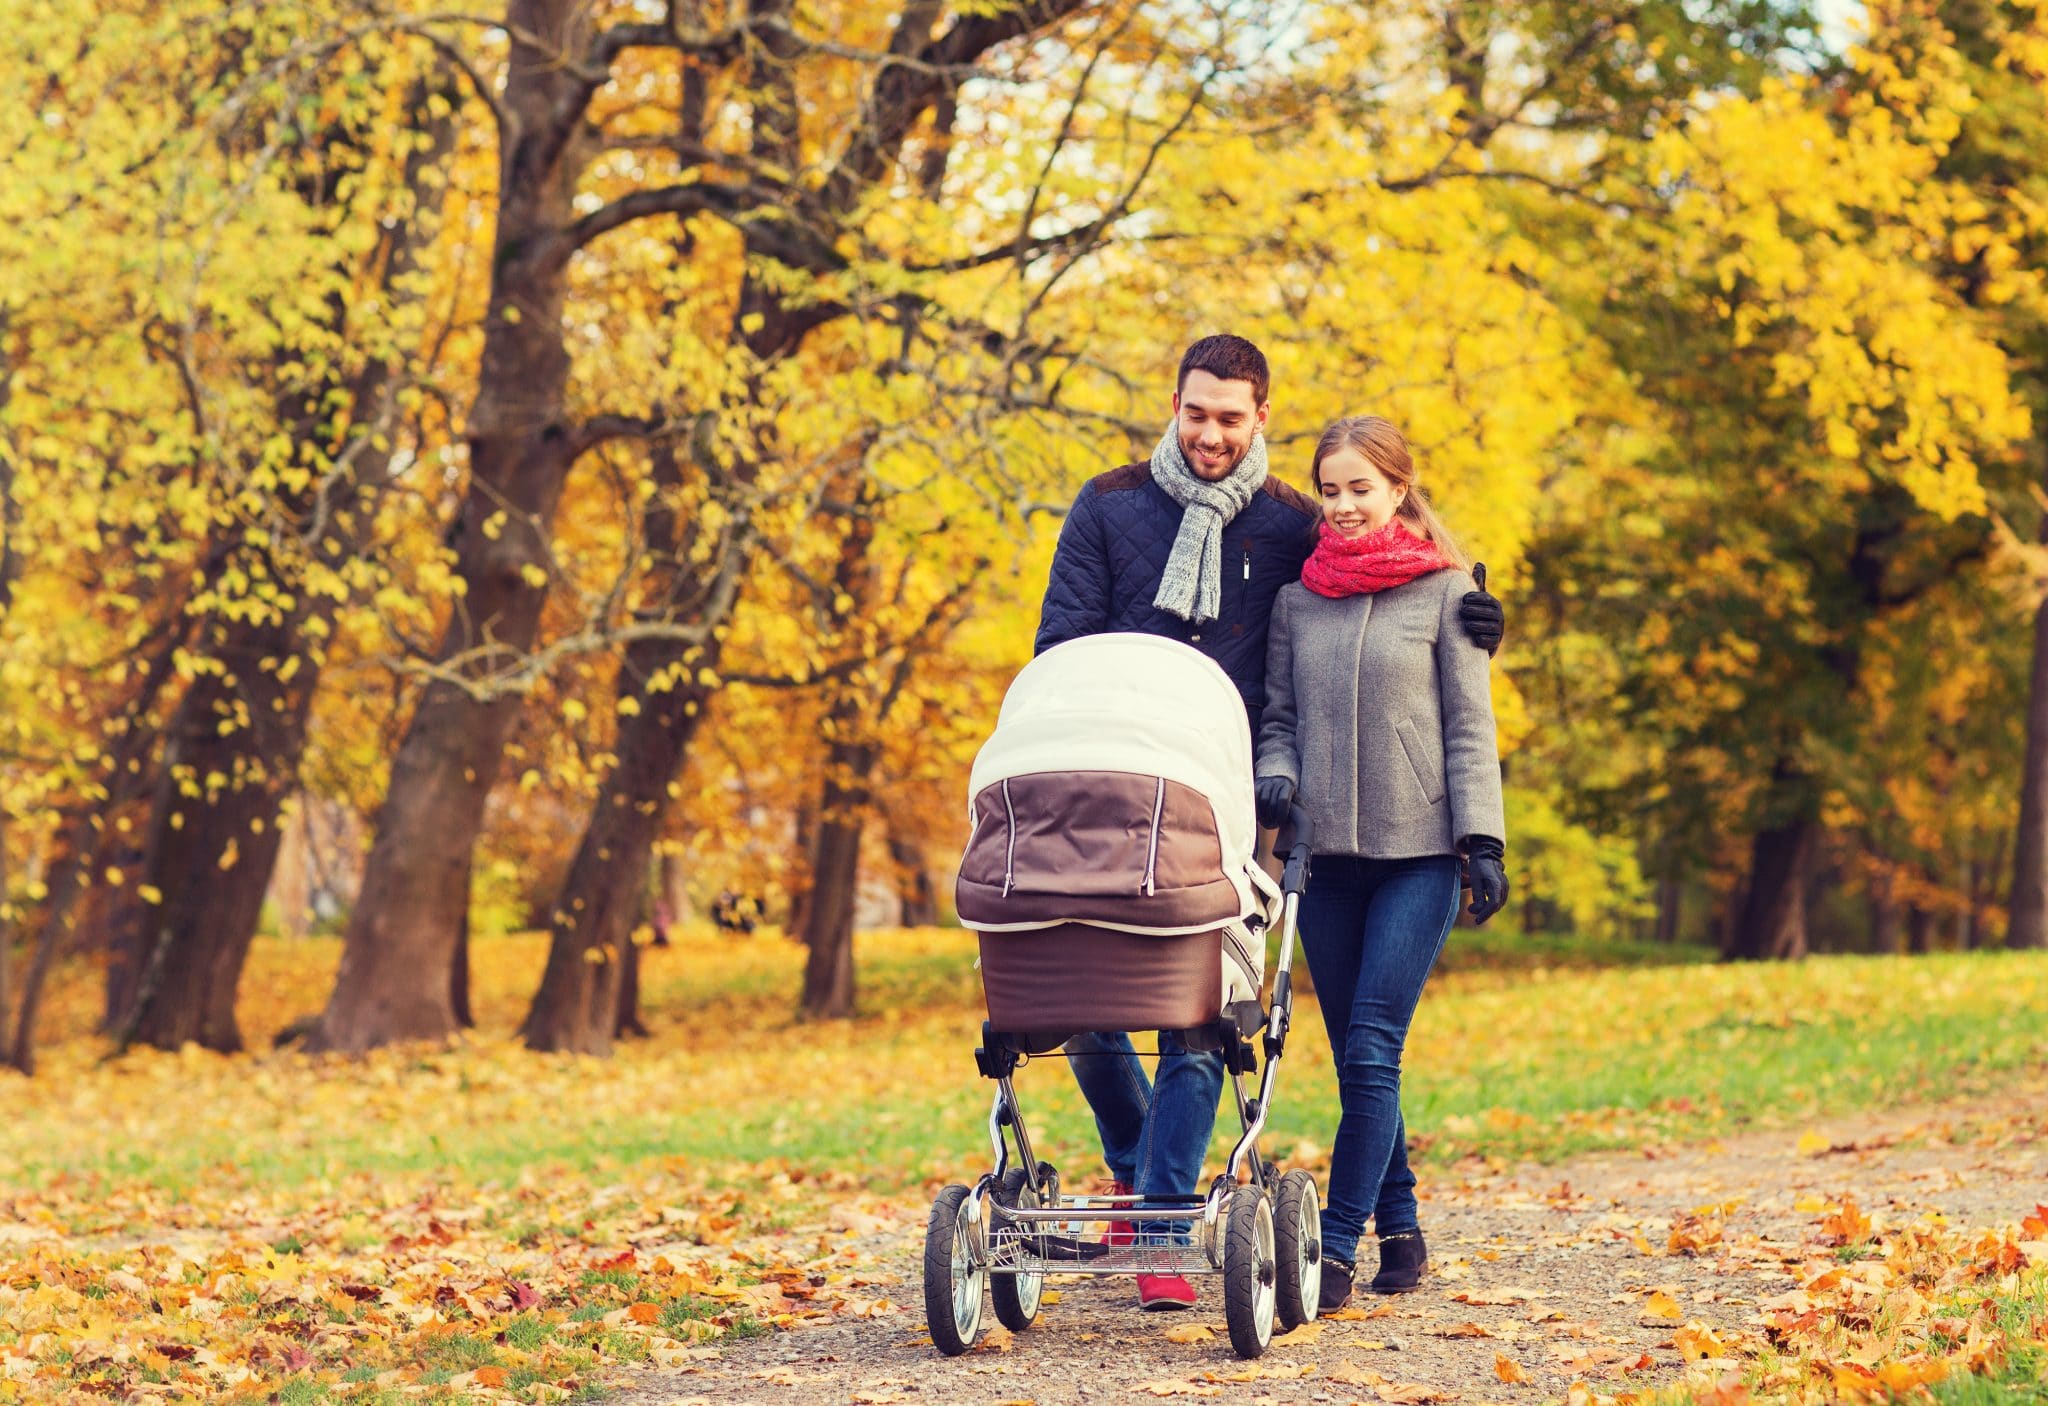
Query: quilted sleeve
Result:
<box><xmin>1034</xmin><ymin>487</ymin><xmax>1113</xmax><ymax>654</ymax></box>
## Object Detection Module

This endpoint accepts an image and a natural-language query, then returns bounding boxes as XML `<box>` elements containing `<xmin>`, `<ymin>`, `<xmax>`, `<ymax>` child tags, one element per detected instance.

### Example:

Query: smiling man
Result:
<box><xmin>1032</xmin><ymin>333</ymin><xmax>1505</xmax><ymax>1311</ymax></box>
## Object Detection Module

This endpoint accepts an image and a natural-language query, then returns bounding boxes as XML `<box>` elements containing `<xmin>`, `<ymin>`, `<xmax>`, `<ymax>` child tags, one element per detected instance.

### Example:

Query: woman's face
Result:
<box><xmin>1316</xmin><ymin>446</ymin><xmax>1405</xmax><ymax>538</ymax></box>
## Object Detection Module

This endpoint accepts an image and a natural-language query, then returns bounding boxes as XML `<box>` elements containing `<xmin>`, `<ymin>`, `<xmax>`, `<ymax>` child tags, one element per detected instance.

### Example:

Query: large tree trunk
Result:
<box><xmin>307</xmin><ymin>12</ymin><xmax>596</xmax><ymax>1054</ymax></box>
<box><xmin>120</xmin><ymin>648</ymin><xmax>317</xmax><ymax>1051</ymax></box>
<box><xmin>1724</xmin><ymin>813</ymin><xmax>1815</xmax><ymax>961</ymax></box>
<box><xmin>519</xmin><ymin>672</ymin><xmax>714</xmax><ymax>1053</ymax></box>
<box><xmin>119</xmin><ymin>82</ymin><xmax>452</xmax><ymax>1054</ymax></box>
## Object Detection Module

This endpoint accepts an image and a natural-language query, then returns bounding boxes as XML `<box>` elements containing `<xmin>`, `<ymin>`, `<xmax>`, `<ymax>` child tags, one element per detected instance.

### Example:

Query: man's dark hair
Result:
<box><xmin>1177</xmin><ymin>334</ymin><xmax>1270</xmax><ymax>405</ymax></box>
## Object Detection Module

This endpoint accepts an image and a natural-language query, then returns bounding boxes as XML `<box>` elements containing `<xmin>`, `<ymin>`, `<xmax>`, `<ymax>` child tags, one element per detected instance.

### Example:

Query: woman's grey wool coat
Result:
<box><xmin>1254</xmin><ymin>568</ymin><xmax>1506</xmax><ymax>858</ymax></box>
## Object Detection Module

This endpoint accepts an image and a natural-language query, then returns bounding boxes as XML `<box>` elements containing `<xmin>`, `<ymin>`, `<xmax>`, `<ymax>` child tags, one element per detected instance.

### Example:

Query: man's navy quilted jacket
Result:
<box><xmin>1034</xmin><ymin>461</ymin><xmax>1321</xmax><ymax>732</ymax></box>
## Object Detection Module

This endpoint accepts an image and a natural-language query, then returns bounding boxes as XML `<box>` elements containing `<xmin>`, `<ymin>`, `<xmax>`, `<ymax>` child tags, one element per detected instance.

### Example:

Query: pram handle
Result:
<box><xmin>1280</xmin><ymin>804</ymin><xmax>1314</xmax><ymax>896</ymax></box>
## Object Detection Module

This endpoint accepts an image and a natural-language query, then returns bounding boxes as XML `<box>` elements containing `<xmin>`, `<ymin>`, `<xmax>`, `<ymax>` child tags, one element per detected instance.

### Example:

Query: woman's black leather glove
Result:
<box><xmin>1461</xmin><ymin>834</ymin><xmax>1509</xmax><ymax>924</ymax></box>
<box><xmin>1460</xmin><ymin>562</ymin><xmax>1505</xmax><ymax>656</ymax></box>
<box><xmin>1254</xmin><ymin>776</ymin><xmax>1295</xmax><ymax>829</ymax></box>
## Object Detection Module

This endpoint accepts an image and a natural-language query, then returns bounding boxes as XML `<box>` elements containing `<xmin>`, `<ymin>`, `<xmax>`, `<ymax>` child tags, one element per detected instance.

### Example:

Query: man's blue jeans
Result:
<box><xmin>1066</xmin><ymin>1030</ymin><xmax>1224</xmax><ymax>1243</ymax></box>
<box><xmin>1297</xmin><ymin>853</ymin><xmax>1461</xmax><ymax>1265</ymax></box>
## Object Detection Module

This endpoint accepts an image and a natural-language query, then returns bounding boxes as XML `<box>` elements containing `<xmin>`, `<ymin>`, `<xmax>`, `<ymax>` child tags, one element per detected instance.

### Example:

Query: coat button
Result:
<box><xmin>1190</xmin><ymin>632</ymin><xmax>1202</xmax><ymax>642</ymax></box>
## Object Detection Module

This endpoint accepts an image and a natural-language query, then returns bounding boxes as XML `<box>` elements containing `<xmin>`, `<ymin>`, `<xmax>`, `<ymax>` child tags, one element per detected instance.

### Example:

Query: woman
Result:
<box><xmin>1252</xmin><ymin>415</ymin><xmax>1509</xmax><ymax>1311</ymax></box>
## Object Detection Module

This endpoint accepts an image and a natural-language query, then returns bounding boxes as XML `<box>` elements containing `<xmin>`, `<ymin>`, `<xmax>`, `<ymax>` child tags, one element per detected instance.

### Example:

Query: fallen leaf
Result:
<box><xmin>1136</xmin><ymin>1380</ymin><xmax>1223</xmax><ymax>1398</ymax></box>
<box><xmin>1796</xmin><ymin>1130</ymin><xmax>1832</xmax><ymax>1157</ymax></box>
<box><xmin>1641</xmin><ymin>1290</ymin><xmax>1684</xmax><ymax>1321</ymax></box>
<box><xmin>1375</xmin><ymin>1384</ymin><xmax>1454</xmax><ymax>1403</ymax></box>
<box><xmin>1495</xmin><ymin>1353</ymin><xmax>1530</xmax><ymax>1384</ymax></box>
<box><xmin>1674</xmin><ymin>1321</ymin><xmax>1729</xmax><ymax>1362</ymax></box>
<box><xmin>1435</xmin><ymin>1321</ymin><xmax>1494</xmax><ymax>1338</ymax></box>
<box><xmin>977</xmin><ymin>1325</ymin><xmax>1015</xmax><ymax>1353</ymax></box>
<box><xmin>1162</xmin><ymin>1323</ymin><xmax>1215</xmax><ymax>1345</ymax></box>
<box><xmin>1271</xmin><ymin>1320</ymin><xmax>1326</xmax><ymax>1346</ymax></box>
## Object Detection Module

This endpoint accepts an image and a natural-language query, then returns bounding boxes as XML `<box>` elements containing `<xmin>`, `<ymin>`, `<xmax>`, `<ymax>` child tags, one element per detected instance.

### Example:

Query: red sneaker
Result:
<box><xmin>1105</xmin><ymin>1181</ymin><xmax>1135</xmax><ymax>1248</ymax></box>
<box><xmin>1137</xmin><ymin>1273</ymin><xmax>1198</xmax><ymax>1310</ymax></box>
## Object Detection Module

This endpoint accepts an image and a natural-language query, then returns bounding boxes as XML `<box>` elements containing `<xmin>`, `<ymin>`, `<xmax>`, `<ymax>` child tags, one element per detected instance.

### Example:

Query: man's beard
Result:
<box><xmin>1179</xmin><ymin>432</ymin><xmax>1244</xmax><ymax>478</ymax></box>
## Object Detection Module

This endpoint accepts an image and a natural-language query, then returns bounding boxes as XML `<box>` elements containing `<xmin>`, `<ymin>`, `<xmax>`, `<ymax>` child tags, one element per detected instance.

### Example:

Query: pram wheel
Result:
<box><xmin>1222</xmin><ymin>1185</ymin><xmax>1276</xmax><ymax>1358</ymax></box>
<box><xmin>923</xmin><ymin>1184</ymin><xmax>986</xmax><ymax>1355</ymax></box>
<box><xmin>989</xmin><ymin>1168</ymin><xmax>1045</xmax><ymax>1331</ymax></box>
<box><xmin>1273</xmin><ymin>1169</ymin><xmax>1322</xmax><ymax>1330</ymax></box>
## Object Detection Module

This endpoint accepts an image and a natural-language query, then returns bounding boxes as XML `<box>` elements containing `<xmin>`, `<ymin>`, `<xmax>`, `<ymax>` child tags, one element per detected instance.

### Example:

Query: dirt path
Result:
<box><xmin>608</xmin><ymin>1095</ymin><xmax>2048</xmax><ymax>1406</ymax></box>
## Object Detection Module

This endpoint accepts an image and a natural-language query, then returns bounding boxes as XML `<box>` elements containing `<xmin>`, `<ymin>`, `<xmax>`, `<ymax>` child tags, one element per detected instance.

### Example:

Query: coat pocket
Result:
<box><xmin>1394</xmin><ymin>717</ymin><xmax>1446</xmax><ymax>806</ymax></box>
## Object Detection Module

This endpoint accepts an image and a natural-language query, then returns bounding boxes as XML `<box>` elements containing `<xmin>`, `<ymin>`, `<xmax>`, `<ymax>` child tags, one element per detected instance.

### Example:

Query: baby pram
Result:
<box><xmin>925</xmin><ymin>633</ymin><xmax>1322</xmax><ymax>1359</ymax></box>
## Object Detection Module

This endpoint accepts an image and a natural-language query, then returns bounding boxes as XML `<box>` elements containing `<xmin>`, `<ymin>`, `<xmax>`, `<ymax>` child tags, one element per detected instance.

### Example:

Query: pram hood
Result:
<box><xmin>957</xmin><ymin>634</ymin><xmax>1271</xmax><ymax>936</ymax></box>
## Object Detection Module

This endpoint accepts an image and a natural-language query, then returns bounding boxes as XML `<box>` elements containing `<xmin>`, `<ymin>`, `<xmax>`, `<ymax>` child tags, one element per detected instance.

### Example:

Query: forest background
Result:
<box><xmin>7</xmin><ymin>0</ymin><xmax>2048</xmax><ymax>1063</ymax></box>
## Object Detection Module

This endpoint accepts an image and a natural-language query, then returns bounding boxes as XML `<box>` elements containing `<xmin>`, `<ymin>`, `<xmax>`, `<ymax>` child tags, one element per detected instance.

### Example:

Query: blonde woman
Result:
<box><xmin>1252</xmin><ymin>416</ymin><xmax>1508</xmax><ymax>1310</ymax></box>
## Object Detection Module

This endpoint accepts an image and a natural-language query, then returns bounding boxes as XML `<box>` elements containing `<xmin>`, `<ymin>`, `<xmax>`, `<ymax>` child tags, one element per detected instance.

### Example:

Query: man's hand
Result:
<box><xmin>1461</xmin><ymin>834</ymin><xmax>1509</xmax><ymax>924</ymax></box>
<box><xmin>1460</xmin><ymin>562</ymin><xmax>1505</xmax><ymax>656</ymax></box>
<box><xmin>1255</xmin><ymin>776</ymin><xmax>1295</xmax><ymax>829</ymax></box>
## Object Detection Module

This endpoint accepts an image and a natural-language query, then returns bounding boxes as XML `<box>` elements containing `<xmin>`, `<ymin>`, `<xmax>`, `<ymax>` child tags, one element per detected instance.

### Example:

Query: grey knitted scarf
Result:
<box><xmin>1149</xmin><ymin>422</ymin><xmax>1269</xmax><ymax>623</ymax></box>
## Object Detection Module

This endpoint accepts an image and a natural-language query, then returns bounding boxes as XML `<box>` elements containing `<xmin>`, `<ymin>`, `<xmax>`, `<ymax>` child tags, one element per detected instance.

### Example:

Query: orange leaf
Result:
<box><xmin>627</xmin><ymin>1302</ymin><xmax>660</xmax><ymax>1324</ymax></box>
<box><xmin>473</xmin><ymin>1366</ymin><xmax>507</xmax><ymax>1388</ymax></box>
<box><xmin>1494</xmin><ymin>1353</ymin><xmax>1530</xmax><ymax>1384</ymax></box>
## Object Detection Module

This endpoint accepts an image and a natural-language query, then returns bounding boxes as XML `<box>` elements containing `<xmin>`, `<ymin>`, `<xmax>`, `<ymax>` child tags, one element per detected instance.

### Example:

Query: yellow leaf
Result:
<box><xmin>1270</xmin><ymin>1319</ymin><xmax>1325</xmax><ymax>1346</ymax></box>
<box><xmin>1642</xmin><ymin>1290</ymin><xmax>1684</xmax><ymax>1321</ymax></box>
<box><xmin>1162</xmin><ymin>1323</ymin><xmax>1214</xmax><ymax>1344</ymax></box>
<box><xmin>1796</xmin><ymin>1130</ymin><xmax>1832</xmax><ymax>1157</ymax></box>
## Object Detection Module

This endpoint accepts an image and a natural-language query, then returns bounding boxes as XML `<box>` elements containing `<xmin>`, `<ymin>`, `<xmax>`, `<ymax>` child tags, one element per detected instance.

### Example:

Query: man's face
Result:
<box><xmin>1173</xmin><ymin>370</ymin><xmax>1269</xmax><ymax>482</ymax></box>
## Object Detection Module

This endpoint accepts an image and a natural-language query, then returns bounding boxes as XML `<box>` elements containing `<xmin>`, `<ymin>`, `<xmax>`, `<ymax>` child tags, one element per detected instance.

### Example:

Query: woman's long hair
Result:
<box><xmin>1309</xmin><ymin>415</ymin><xmax>1470</xmax><ymax>572</ymax></box>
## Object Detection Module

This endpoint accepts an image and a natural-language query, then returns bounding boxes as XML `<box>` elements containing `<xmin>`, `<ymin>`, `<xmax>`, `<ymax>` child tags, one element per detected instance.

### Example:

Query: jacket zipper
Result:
<box><xmin>1142</xmin><ymin>776</ymin><xmax>1165</xmax><ymax>895</ymax></box>
<box><xmin>1241</xmin><ymin>546</ymin><xmax>1251</xmax><ymax>580</ymax></box>
<box><xmin>1000</xmin><ymin>778</ymin><xmax>1017</xmax><ymax>897</ymax></box>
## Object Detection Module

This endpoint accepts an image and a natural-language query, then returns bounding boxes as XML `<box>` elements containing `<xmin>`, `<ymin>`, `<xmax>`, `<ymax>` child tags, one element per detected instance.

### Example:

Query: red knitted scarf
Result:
<box><xmin>1301</xmin><ymin>520</ymin><xmax>1451</xmax><ymax>598</ymax></box>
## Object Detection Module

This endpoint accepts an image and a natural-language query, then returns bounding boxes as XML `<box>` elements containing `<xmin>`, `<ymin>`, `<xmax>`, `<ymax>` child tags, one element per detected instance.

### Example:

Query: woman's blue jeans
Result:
<box><xmin>1298</xmin><ymin>853</ymin><xmax>1460</xmax><ymax>1264</ymax></box>
<box><xmin>1066</xmin><ymin>1030</ymin><xmax>1223</xmax><ymax>1244</ymax></box>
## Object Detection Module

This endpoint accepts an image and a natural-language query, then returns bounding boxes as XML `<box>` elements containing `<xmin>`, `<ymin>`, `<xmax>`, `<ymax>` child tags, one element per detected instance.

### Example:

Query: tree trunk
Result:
<box><xmin>450</xmin><ymin>852</ymin><xmax>474</xmax><ymax>1029</ymax></box>
<box><xmin>1906</xmin><ymin>903</ymin><xmax>1933</xmax><ymax>954</ymax></box>
<box><xmin>2007</xmin><ymin>498</ymin><xmax>2048</xmax><ymax>949</ymax></box>
<box><xmin>307</xmin><ymin>15</ymin><xmax>597</xmax><ymax>1055</ymax></box>
<box><xmin>615</xmin><ymin>926</ymin><xmax>650</xmax><ymax>1040</ymax></box>
<box><xmin>1654</xmin><ymin>873</ymin><xmax>1683</xmax><ymax>945</ymax></box>
<box><xmin>1957</xmin><ymin>848</ymin><xmax>1980</xmax><ymax>952</ymax></box>
<box><xmin>519</xmin><ymin>674</ymin><xmax>714</xmax><ymax>1054</ymax></box>
<box><xmin>518</xmin><ymin>423</ymin><xmax>739</xmax><ymax>1055</ymax></box>
<box><xmin>787</xmin><ymin>801</ymin><xmax>818</xmax><ymax>941</ymax></box>
<box><xmin>890</xmin><ymin>834</ymin><xmax>938</xmax><ymax>927</ymax></box>
<box><xmin>1724</xmin><ymin>814</ymin><xmax>1815</xmax><ymax>961</ymax></box>
<box><xmin>1869</xmin><ymin>863</ymin><xmax>1899</xmax><ymax>955</ymax></box>
<box><xmin>798</xmin><ymin>753</ymin><xmax>871</xmax><ymax>1020</ymax></box>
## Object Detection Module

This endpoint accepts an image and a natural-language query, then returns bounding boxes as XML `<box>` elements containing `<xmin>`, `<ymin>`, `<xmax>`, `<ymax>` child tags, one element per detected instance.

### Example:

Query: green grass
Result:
<box><xmin>5</xmin><ymin>930</ymin><xmax>2045</xmax><ymax>1212</ymax></box>
<box><xmin>1930</xmin><ymin>1272</ymin><xmax>2048</xmax><ymax>1405</ymax></box>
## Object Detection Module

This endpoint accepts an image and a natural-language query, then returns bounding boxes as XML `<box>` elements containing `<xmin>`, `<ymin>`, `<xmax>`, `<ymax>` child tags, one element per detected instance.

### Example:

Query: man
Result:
<box><xmin>1033</xmin><ymin>334</ymin><xmax>1504</xmax><ymax>1309</ymax></box>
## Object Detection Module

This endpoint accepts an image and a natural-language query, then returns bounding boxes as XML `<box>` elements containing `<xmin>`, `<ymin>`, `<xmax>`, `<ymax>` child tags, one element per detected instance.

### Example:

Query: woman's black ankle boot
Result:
<box><xmin>1369</xmin><ymin>1231</ymin><xmax>1427</xmax><ymax>1294</ymax></box>
<box><xmin>1318</xmin><ymin>1255</ymin><xmax>1355</xmax><ymax>1313</ymax></box>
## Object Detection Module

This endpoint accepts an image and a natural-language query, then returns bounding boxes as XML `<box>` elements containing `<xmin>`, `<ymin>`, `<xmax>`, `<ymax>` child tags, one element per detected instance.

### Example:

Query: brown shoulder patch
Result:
<box><xmin>1089</xmin><ymin>461</ymin><xmax>1152</xmax><ymax>493</ymax></box>
<box><xmin>1261</xmin><ymin>475</ymin><xmax>1320</xmax><ymax>519</ymax></box>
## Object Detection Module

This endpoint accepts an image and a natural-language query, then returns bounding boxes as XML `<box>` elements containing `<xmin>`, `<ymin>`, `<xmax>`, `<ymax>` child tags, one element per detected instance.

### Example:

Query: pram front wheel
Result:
<box><xmin>990</xmin><ymin>1168</ymin><xmax>1044</xmax><ymax>1331</ymax></box>
<box><xmin>924</xmin><ymin>1184</ymin><xmax>986</xmax><ymax>1355</ymax></box>
<box><xmin>1222</xmin><ymin>1185</ymin><xmax>1276</xmax><ymax>1358</ymax></box>
<box><xmin>1273</xmin><ymin>1169</ymin><xmax>1322</xmax><ymax>1330</ymax></box>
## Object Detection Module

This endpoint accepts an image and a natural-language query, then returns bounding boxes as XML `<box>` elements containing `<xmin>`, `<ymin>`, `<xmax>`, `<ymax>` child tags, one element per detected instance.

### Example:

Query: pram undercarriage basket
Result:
<box><xmin>924</xmin><ymin>635</ymin><xmax>1325</xmax><ymax>1360</ymax></box>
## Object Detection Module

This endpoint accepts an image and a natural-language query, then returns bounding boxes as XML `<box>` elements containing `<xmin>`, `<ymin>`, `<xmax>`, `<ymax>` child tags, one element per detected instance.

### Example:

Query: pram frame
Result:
<box><xmin>925</xmin><ymin>812</ymin><xmax>1323</xmax><ymax>1360</ymax></box>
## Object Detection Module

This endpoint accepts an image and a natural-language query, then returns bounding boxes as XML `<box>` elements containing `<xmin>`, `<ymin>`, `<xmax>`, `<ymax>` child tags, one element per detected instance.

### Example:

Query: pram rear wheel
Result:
<box><xmin>990</xmin><ymin>1168</ymin><xmax>1044</xmax><ymax>1331</ymax></box>
<box><xmin>1273</xmin><ymin>1169</ymin><xmax>1322</xmax><ymax>1331</ymax></box>
<box><xmin>1222</xmin><ymin>1185</ymin><xmax>1276</xmax><ymax>1358</ymax></box>
<box><xmin>923</xmin><ymin>1184</ymin><xmax>986</xmax><ymax>1355</ymax></box>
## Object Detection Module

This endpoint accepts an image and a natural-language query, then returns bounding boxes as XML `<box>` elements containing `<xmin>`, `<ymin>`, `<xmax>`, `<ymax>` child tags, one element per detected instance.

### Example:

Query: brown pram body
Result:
<box><xmin>923</xmin><ymin>634</ymin><xmax>1322</xmax><ymax>1360</ymax></box>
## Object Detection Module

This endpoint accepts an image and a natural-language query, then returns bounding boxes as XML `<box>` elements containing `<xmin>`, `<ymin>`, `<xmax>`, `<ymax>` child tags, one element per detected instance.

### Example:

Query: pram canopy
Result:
<box><xmin>956</xmin><ymin>633</ymin><xmax>1274</xmax><ymax>939</ymax></box>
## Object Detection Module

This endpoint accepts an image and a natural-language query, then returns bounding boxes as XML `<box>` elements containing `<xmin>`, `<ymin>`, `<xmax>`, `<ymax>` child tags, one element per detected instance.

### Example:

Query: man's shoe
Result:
<box><xmin>1319</xmin><ymin>1255</ymin><xmax>1355</xmax><ymax>1313</ymax></box>
<box><xmin>1137</xmin><ymin>1273</ymin><xmax>1198</xmax><ymax>1310</ymax></box>
<box><xmin>1369</xmin><ymin>1231</ymin><xmax>1428</xmax><ymax>1294</ymax></box>
<box><xmin>1105</xmin><ymin>1180</ymin><xmax>1135</xmax><ymax>1248</ymax></box>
